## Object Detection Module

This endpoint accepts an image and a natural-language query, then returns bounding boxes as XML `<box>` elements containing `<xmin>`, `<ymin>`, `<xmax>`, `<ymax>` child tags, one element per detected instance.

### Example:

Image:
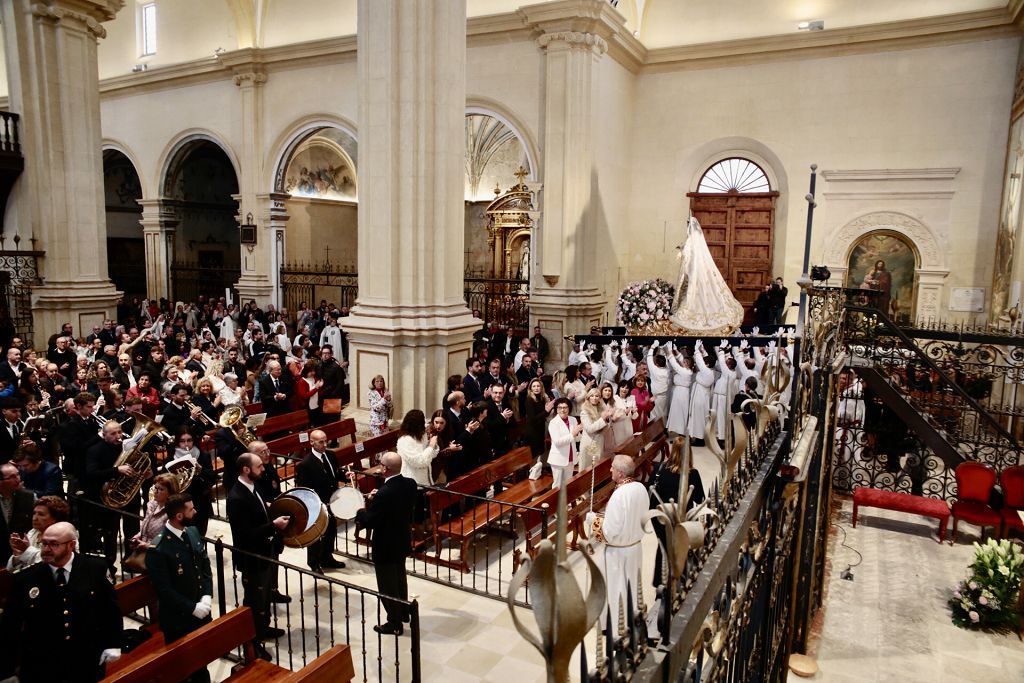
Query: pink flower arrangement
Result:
<box><xmin>616</xmin><ymin>279</ymin><xmax>675</xmax><ymax>330</ymax></box>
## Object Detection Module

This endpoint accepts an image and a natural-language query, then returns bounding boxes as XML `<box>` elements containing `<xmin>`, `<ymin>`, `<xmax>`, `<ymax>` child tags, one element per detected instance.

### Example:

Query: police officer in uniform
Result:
<box><xmin>0</xmin><ymin>521</ymin><xmax>122</xmax><ymax>682</ymax></box>
<box><xmin>145</xmin><ymin>493</ymin><xmax>214</xmax><ymax>683</ymax></box>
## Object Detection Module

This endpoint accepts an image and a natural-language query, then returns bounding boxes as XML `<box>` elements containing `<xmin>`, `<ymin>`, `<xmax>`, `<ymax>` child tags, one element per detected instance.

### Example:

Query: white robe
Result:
<box><xmin>601</xmin><ymin>481</ymin><xmax>650</xmax><ymax>627</ymax></box>
<box><xmin>218</xmin><ymin>315</ymin><xmax>236</xmax><ymax>341</ymax></box>
<box><xmin>319</xmin><ymin>325</ymin><xmax>345</xmax><ymax>358</ymax></box>
<box><xmin>666</xmin><ymin>354</ymin><xmax>693</xmax><ymax>436</ymax></box>
<box><xmin>711</xmin><ymin>350</ymin><xmax>734</xmax><ymax>441</ymax></box>
<box><xmin>836</xmin><ymin>379</ymin><xmax>866</xmax><ymax>465</ymax></box>
<box><xmin>646</xmin><ymin>347</ymin><xmax>670</xmax><ymax>422</ymax></box>
<box><xmin>689</xmin><ymin>352</ymin><xmax>715</xmax><ymax>440</ymax></box>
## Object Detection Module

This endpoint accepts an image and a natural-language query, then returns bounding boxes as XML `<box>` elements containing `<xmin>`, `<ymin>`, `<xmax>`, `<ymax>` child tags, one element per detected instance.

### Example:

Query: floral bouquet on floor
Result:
<box><xmin>616</xmin><ymin>279</ymin><xmax>675</xmax><ymax>333</ymax></box>
<box><xmin>949</xmin><ymin>538</ymin><xmax>1024</xmax><ymax>630</ymax></box>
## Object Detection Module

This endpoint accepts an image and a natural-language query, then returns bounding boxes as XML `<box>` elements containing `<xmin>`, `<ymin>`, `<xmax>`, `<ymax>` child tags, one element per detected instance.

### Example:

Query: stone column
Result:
<box><xmin>1</xmin><ymin>0</ymin><xmax>124</xmax><ymax>336</ymax></box>
<box><xmin>520</xmin><ymin>1</ymin><xmax>619</xmax><ymax>364</ymax></box>
<box><xmin>221</xmin><ymin>55</ymin><xmax>273</xmax><ymax>305</ymax></box>
<box><xmin>256</xmin><ymin>192</ymin><xmax>289</xmax><ymax>309</ymax></box>
<box><xmin>345</xmin><ymin>0</ymin><xmax>477</xmax><ymax>419</ymax></box>
<box><xmin>137</xmin><ymin>199</ymin><xmax>177</xmax><ymax>300</ymax></box>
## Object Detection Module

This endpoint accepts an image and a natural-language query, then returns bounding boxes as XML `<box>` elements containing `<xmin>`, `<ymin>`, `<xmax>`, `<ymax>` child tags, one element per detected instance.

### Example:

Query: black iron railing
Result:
<box><xmin>69</xmin><ymin>495</ymin><xmax>421</xmax><ymax>682</ymax></box>
<box><xmin>279</xmin><ymin>262</ymin><xmax>358</xmax><ymax>313</ymax></box>
<box><xmin>463</xmin><ymin>276</ymin><xmax>529</xmax><ymax>332</ymax></box>
<box><xmin>171</xmin><ymin>259</ymin><xmax>240</xmax><ymax>304</ymax></box>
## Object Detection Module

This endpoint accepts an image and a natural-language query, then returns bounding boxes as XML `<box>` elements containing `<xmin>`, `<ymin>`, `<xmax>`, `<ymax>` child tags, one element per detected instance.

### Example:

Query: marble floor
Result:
<box><xmin>797</xmin><ymin>497</ymin><xmax>1024</xmax><ymax>683</ymax></box>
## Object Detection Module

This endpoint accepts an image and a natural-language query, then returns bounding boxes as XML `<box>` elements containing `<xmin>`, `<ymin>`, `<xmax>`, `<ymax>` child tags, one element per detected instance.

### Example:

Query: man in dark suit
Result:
<box><xmin>257</xmin><ymin>361</ymin><xmax>292</xmax><ymax>417</ymax></box>
<box><xmin>484</xmin><ymin>383</ymin><xmax>515</xmax><ymax>458</ymax></box>
<box><xmin>84</xmin><ymin>420</ymin><xmax>142</xmax><ymax>569</ymax></box>
<box><xmin>161</xmin><ymin>384</ymin><xmax>205</xmax><ymax>438</ymax></box>
<box><xmin>294</xmin><ymin>429</ymin><xmax>346</xmax><ymax>573</ymax></box>
<box><xmin>0</xmin><ymin>397</ymin><xmax>24</xmax><ymax>463</ymax></box>
<box><xmin>355</xmin><ymin>452</ymin><xmax>416</xmax><ymax>636</ymax></box>
<box><xmin>462</xmin><ymin>358</ymin><xmax>484</xmax><ymax>403</ymax></box>
<box><xmin>226</xmin><ymin>453</ymin><xmax>290</xmax><ymax>652</ymax></box>
<box><xmin>146</xmin><ymin>494</ymin><xmax>213</xmax><ymax>683</ymax></box>
<box><xmin>16</xmin><ymin>446</ymin><xmax>64</xmax><ymax>497</ymax></box>
<box><xmin>318</xmin><ymin>344</ymin><xmax>349</xmax><ymax>408</ymax></box>
<box><xmin>112</xmin><ymin>352</ymin><xmax>141</xmax><ymax>390</ymax></box>
<box><xmin>0</xmin><ymin>346</ymin><xmax>27</xmax><ymax>385</ymax></box>
<box><xmin>58</xmin><ymin>392</ymin><xmax>100</xmax><ymax>495</ymax></box>
<box><xmin>731</xmin><ymin>376</ymin><xmax>760</xmax><ymax>432</ymax></box>
<box><xmin>530</xmin><ymin>326</ymin><xmax>550</xmax><ymax>366</ymax></box>
<box><xmin>0</xmin><ymin>461</ymin><xmax>35</xmax><ymax>565</ymax></box>
<box><xmin>0</xmin><ymin>521</ymin><xmax>123</xmax><ymax>682</ymax></box>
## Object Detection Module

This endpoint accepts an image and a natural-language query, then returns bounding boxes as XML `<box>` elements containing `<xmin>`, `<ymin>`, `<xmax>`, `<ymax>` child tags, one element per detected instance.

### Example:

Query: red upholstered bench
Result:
<box><xmin>852</xmin><ymin>487</ymin><xmax>950</xmax><ymax>543</ymax></box>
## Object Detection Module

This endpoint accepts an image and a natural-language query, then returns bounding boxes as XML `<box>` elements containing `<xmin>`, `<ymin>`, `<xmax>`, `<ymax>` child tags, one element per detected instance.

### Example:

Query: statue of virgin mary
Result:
<box><xmin>669</xmin><ymin>217</ymin><xmax>744</xmax><ymax>333</ymax></box>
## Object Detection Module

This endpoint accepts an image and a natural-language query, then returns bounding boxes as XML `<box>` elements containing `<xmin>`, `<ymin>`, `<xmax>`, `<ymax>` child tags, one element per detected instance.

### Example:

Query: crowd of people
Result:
<box><xmin>0</xmin><ymin>291</ymin><xmax>797</xmax><ymax>681</ymax></box>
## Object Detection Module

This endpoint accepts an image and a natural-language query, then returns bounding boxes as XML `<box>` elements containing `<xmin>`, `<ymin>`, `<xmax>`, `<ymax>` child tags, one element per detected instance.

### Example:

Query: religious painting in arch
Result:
<box><xmin>283</xmin><ymin>132</ymin><xmax>357</xmax><ymax>201</ymax></box>
<box><xmin>845</xmin><ymin>231</ymin><xmax>917</xmax><ymax>322</ymax></box>
<box><xmin>687</xmin><ymin>157</ymin><xmax>778</xmax><ymax>324</ymax></box>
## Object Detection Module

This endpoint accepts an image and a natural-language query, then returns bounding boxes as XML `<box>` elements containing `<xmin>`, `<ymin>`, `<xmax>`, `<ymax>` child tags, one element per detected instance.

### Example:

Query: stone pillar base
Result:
<box><xmin>344</xmin><ymin>303</ymin><xmax>478</xmax><ymax>418</ymax></box>
<box><xmin>530</xmin><ymin>287</ymin><xmax>606</xmax><ymax>368</ymax></box>
<box><xmin>32</xmin><ymin>280</ymin><xmax>121</xmax><ymax>344</ymax></box>
<box><xmin>234</xmin><ymin>273</ymin><xmax>274</xmax><ymax>307</ymax></box>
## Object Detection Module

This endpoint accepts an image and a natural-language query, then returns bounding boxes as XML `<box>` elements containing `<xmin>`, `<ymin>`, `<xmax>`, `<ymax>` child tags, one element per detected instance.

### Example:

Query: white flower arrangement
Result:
<box><xmin>616</xmin><ymin>279</ymin><xmax>675</xmax><ymax>330</ymax></box>
<box><xmin>949</xmin><ymin>538</ymin><xmax>1023</xmax><ymax>630</ymax></box>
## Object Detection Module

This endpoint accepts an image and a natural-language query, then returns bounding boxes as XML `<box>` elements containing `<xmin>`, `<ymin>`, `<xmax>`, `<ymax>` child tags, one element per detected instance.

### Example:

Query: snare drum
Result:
<box><xmin>330</xmin><ymin>486</ymin><xmax>365</xmax><ymax>520</ymax></box>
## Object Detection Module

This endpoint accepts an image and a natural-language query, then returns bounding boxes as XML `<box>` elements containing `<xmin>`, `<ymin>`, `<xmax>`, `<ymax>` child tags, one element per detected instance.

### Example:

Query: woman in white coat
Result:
<box><xmin>611</xmin><ymin>380</ymin><xmax>639</xmax><ymax>447</ymax></box>
<box><xmin>579</xmin><ymin>388</ymin><xmax>617</xmax><ymax>470</ymax></box>
<box><xmin>689</xmin><ymin>340</ymin><xmax>715</xmax><ymax>446</ymax></box>
<box><xmin>396</xmin><ymin>409</ymin><xmax>439</xmax><ymax>486</ymax></box>
<box><xmin>547</xmin><ymin>397</ymin><xmax>584</xmax><ymax>489</ymax></box>
<box><xmin>665</xmin><ymin>343</ymin><xmax>693</xmax><ymax>436</ymax></box>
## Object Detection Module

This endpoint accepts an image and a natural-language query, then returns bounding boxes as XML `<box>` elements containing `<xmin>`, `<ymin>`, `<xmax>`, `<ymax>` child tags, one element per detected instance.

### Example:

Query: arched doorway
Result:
<box><xmin>163</xmin><ymin>140</ymin><xmax>240</xmax><ymax>303</ymax></box>
<box><xmin>688</xmin><ymin>157</ymin><xmax>779</xmax><ymax>324</ymax></box>
<box><xmin>103</xmin><ymin>150</ymin><xmax>145</xmax><ymax>298</ymax></box>
<box><xmin>845</xmin><ymin>231</ymin><xmax>919</xmax><ymax>322</ymax></box>
<box><xmin>274</xmin><ymin>125</ymin><xmax>359</xmax><ymax>314</ymax></box>
<box><xmin>464</xmin><ymin>112</ymin><xmax>533</xmax><ymax>334</ymax></box>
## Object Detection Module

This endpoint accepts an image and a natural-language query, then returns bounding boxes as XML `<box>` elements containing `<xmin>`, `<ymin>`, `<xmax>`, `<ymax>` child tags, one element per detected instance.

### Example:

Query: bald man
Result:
<box><xmin>0</xmin><ymin>522</ymin><xmax>122</xmax><ymax>682</ymax></box>
<box><xmin>294</xmin><ymin>429</ymin><xmax>345</xmax><ymax>572</ymax></box>
<box><xmin>355</xmin><ymin>452</ymin><xmax>416</xmax><ymax>635</ymax></box>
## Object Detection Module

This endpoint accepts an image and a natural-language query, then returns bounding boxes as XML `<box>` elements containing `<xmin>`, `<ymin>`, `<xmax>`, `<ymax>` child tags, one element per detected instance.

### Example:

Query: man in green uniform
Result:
<box><xmin>145</xmin><ymin>493</ymin><xmax>213</xmax><ymax>683</ymax></box>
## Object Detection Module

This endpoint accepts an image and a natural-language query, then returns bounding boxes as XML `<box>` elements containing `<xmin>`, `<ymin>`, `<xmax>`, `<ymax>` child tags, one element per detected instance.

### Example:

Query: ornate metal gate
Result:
<box><xmin>0</xmin><ymin>250</ymin><xmax>41</xmax><ymax>347</ymax></box>
<box><xmin>279</xmin><ymin>262</ymin><xmax>358</xmax><ymax>314</ymax></box>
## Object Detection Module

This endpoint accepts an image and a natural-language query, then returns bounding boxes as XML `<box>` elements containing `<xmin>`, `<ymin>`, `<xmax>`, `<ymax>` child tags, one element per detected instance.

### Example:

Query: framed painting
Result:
<box><xmin>846</xmin><ymin>231</ymin><xmax>917</xmax><ymax>321</ymax></box>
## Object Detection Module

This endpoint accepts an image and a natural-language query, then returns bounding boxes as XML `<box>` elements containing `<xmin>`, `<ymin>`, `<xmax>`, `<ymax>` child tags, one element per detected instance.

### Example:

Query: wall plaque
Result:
<box><xmin>948</xmin><ymin>287</ymin><xmax>985</xmax><ymax>313</ymax></box>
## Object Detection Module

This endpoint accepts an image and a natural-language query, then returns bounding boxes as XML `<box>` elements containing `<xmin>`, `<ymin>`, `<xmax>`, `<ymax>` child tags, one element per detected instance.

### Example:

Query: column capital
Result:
<box><xmin>217</xmin><ymin>49</ymin><xmax>268</xmax><ymax>87</ymax></box>
<box><xmin>536</xmin><ymin>30</ymin><xmax>607</xmax><ymax>54</ymax></box>
<box><xmin>31</xmin><ymin>0</ymin><xmax>124</xmax><ymax>40</ymax></box>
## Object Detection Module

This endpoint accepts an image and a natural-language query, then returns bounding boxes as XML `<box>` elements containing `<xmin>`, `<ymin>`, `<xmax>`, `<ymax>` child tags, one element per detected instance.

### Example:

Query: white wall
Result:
<box><xmin>626</xmin><ymin>38</ymin><xmax>1019</xmax><ymax>316</ymax></box>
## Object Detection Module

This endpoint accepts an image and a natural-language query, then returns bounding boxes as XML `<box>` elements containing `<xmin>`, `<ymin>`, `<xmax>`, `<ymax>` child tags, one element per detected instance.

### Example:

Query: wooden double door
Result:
<box><xmin>687</xmin><ymin>192</ymin><xmax>778</xmax><ymax>324</ymax></box>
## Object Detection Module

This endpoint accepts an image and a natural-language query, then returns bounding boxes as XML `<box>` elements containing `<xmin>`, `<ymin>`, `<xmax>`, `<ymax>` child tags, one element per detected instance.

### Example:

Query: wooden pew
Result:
<box><xmin>256</xmin><ymin>409</ymin><xmax>310</xmax><ymax>438</ymax></box>
<box><xmin>332</xmin><ymin>428</ymin><xmax>400</xmax><ymax>472</ymax></box>
<box><xmin>105</xmin><ymin>575</ymin><xmax>164</xmax><ymax>676</ymax></box>
<box><xmin>428</xmin><ymin>446</ymin><xmax>550</xmax><ymax>570</ymax></box>
<box><xmin>104</xmin><ymin>607</ymin><xmax>355</xmax><ymax>683</ymax></box>
<box><xmin>244</xmin><ymin>402</ymin><xmax>263</xmax><ymax>415</ymax></box>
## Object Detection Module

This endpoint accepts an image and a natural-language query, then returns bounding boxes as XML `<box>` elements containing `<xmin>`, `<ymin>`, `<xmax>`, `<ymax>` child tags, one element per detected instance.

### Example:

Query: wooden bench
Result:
<box><xmin>852</xmin><ymin>486</ymin><xmax>950</xmax><ymax>543</ymax></box>
<box><xmin>104</xmin><ymin>606</ymin><xmax>354</xmax><ymax>682</ymax></box>
<box><xmin>429</xmin><ymin>447</ymin><xmax>550</xmax><ymax>570</ymax></box>
<box><xmin>332</xmin><ymin>428</ymin><xmax>400</xmax><ymax>473</ymax></box>
<box><xmin>105</xmin><ymin>575</ymin><xmax>164</xmax><ymax>676</ymax></box>
<box><xmin>256</xmin><ymin>409</ymin><xmax>310</xmax><ymax>438</ymax></box>
<box><xmin>244</xmin><ymin>402</ymin><xmax>263</xmax><ymax>415</ymax></box>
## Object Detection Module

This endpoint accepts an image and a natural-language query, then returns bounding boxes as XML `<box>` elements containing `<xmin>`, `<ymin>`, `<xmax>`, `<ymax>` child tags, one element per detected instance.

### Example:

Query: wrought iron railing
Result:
<box><xmin>171</xmin><ymin>259</ymin><xmax>241</xmax><ymax>304</ymax></box>
<box><xmin>0</xmin><ymin>249</ymin><xmax>41</xmax><ymax>347</ymax></box>
<box><xmin>463</xmin><ymin>276</ymin><xmax>529</xmax><ymax>332</ymax></box>
<box><xmin>70</xmin><ymin>495</ymin><xmax>421</xmax><ymax>682</ymax></box>
<box><xmin>279</xmin><ymin>261</ymin><xmax>358</xmax><ymax>314</ymax></box>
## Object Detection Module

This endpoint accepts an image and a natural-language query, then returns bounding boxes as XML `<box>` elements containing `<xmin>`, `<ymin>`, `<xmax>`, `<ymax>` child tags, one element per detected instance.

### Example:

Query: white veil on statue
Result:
<box><xmin>669</xmin><ymin>217</ymin><xmax>744</xmax><ymax>333</ymax></box>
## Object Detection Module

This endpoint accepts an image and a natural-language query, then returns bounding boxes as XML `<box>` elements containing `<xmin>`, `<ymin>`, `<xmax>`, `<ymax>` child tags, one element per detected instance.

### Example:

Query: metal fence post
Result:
<box><xmin>214</xmin><ymin>536</ymin><xmax>228</xmax><ymax>617</ymax></box>
<box><xmin>409</xmin><ymin>599</ymin><xmax>422</xmax><ymax>683</ymax></box>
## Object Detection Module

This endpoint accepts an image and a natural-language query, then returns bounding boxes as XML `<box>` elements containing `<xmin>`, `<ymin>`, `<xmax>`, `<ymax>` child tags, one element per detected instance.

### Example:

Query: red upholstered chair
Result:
<box><xmin>951</xmin><ymin>462</ymin><xmax>1001</xmax><ymax>542</ymax></box>
<box><xmin>999</xmin><ymin>465</ymin><xmax>1024</xmax><ymax>538</ymax></box>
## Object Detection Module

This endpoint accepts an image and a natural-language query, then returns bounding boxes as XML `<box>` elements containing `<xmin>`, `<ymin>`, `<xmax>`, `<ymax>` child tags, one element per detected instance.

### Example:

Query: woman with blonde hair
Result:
<box><xmin>133</xmin><ymin>473</ymin><xmax>179</xmax><ymax>548</ymax></box>
<box><xmin>367</xmin><ymin>374</ymin><xmax>393</xmax><ymax>436</ymax></box>
<box><xmin>579</xmin><ymin>387</ymin><xmax>616</xmax><ymax>470</ymax></box>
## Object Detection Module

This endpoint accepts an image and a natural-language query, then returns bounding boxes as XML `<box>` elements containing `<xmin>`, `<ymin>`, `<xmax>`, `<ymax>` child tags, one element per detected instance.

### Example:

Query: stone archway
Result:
<box><xmin>824</xmin><ymin>211</ymin><xmax>948</xmax><ymax>322</ymax></box>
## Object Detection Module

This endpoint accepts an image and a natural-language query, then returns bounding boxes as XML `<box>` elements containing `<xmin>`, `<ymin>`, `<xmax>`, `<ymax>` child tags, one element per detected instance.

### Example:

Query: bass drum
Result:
<box><xmin>268</xmin><ymin>487</ymin><xmax>329</xmax><ymax>548</ymax></box>
<box><xmin>329</xmin><ymin>486</ymin><xmax>365</xmax><ymax>520</ymax></box>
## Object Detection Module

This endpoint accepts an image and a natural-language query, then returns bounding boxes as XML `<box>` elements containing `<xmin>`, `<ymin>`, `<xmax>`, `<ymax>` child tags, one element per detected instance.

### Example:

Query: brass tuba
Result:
<box><xmin>101</xmin><ymin>413</ymin><xmax>167</xmax><ymax>508</ymax></box>
<box><xmin>219</xmin><ymin>405</ymin><xmax>257</xmax><ymax>447</ymax></box>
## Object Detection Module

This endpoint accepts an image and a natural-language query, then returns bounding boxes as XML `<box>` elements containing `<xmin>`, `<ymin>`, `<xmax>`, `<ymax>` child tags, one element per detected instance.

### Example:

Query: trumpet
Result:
<box><xmin>184</xmin><ymin>399</ymin><xmax>218</xmax><ymax>429</ymax></box>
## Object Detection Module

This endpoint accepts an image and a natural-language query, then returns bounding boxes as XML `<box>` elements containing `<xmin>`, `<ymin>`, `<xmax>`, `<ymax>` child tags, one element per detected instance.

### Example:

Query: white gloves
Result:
<box><xmin>99</xmin><ymin>649</ymin><xmax>122</xmax><ymax>665</ymax></box>
<box><xmin>193</xmin><ymin>599</ymin><xmax>212</xmax><ymax>619</ymax></box>
<box><xmin>752</xmin><ymin>326</ymin><xmax>760</xmax><ymax>335</ymax></box>
<box><xmin>719</xmin><ymin>339</ymin><xmax>729</xmax><ymax>349</ymax></box>
<box><xmin>652</xmin><ymin>340</ymin><xmax>660</xmax><ymax>349</ymax></box>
